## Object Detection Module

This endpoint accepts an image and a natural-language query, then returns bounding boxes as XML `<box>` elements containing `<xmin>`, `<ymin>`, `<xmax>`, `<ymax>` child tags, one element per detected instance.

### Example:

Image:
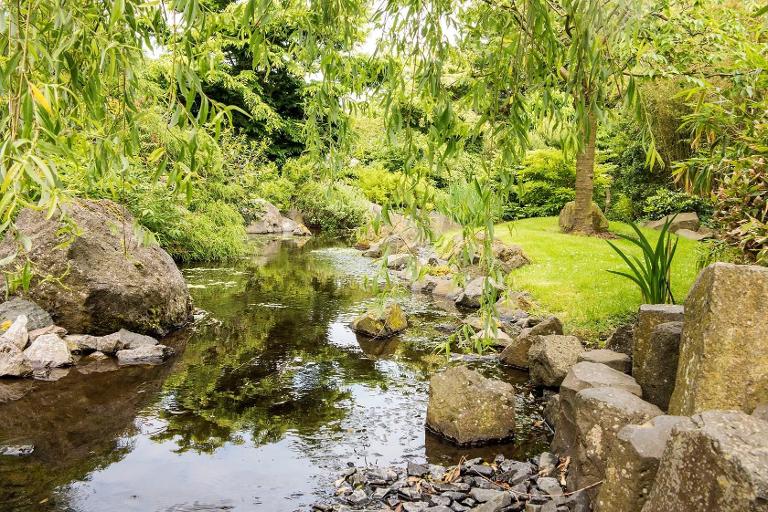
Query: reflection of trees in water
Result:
<box><xmin>0</xmin><ymin>365</ymin><xmax>174</xmax><ymax>510</ymax></box>
<box><xmin>158</xmin><ymin>239</ymin><xmax>382</xmax><ymax>453</ymax></box>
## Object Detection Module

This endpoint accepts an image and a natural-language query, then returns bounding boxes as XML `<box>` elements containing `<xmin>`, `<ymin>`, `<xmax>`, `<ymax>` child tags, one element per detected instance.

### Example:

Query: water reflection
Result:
<box><xmin>0</xmin><ymin>236</ymin><xmax>550</xmax><ymax>511</ymax></box>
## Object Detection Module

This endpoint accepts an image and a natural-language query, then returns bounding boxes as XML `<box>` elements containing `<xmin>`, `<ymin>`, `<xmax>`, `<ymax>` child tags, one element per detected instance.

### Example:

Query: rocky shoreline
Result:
<box><xmin>312</xmin><ymin>452</ymin><xmax>587</xmax><ymax>512</ymax></box>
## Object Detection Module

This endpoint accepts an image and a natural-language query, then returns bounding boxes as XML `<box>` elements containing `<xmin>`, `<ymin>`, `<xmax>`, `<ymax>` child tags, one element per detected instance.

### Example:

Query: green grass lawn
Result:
<box><xmin>495</xmin><ymin>217</ymin><xmax>703</xmax><ymax>339</ymax></box>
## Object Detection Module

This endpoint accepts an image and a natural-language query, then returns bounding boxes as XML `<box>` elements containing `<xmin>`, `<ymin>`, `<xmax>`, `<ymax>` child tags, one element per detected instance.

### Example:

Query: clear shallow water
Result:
<box><xmin>0</xmin><ymin>236</ymin><xmax>550</xmax><ymax>512</ymax></box>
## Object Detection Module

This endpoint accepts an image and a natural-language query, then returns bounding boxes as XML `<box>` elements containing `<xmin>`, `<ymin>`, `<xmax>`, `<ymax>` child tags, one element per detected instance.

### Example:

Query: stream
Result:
<box><xmin>0</xmin><ymin>236</ymin><xmax>550</xmax><ymax>512</ymax></box>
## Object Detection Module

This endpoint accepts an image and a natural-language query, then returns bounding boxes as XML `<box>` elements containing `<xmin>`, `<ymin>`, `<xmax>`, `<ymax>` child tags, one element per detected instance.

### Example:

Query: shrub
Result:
<box><xmin>295</xmin><ymin>182</ymin><xmax>368</xmax><ymax>233</ymax></box>
<box><xmin>607</xmin><ymin>194</ymin><xmax>634</xmax><ymax>222</ymax></box>
<box><xmin>642</xmin><ymin>188</ymin><xmax>714</xmax><ymax>220</ymax></box>
<box><xmin>502</xmin><ymin>148</ymin><xmax>609</xmax><ymax>219</ymax></box>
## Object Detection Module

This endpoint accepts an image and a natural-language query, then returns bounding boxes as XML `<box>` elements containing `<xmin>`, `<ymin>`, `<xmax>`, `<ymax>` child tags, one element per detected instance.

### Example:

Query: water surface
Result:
<box><xmin>0</xmin><ymin>236</ymin><xmax>549</xmax><ymax>511</ymax></box>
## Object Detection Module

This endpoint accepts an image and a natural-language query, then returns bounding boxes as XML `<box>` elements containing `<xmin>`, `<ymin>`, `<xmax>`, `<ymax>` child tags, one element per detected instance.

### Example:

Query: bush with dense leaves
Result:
<box><xmin>642</xmin><ymin>189</ymin><xmax>713</xmax><ymax>221</ymax></box>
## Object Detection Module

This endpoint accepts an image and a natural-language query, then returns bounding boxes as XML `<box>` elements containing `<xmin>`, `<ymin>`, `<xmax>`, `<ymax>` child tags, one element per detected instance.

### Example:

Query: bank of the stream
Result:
<box><xmin>0</xmin><ymin>236</ymin><xmax>550</xmax><ymax>512</ymax></box>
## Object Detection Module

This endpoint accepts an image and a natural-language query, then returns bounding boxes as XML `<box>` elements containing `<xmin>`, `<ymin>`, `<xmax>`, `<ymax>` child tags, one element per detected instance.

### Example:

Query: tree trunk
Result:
<box><xmin>572</xmin><ymin>111</ymin><xmax>598</xmax><ymax>234</ymax></box>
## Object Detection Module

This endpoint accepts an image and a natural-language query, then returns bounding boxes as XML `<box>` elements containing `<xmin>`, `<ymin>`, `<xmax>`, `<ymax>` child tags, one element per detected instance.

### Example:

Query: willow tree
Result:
<box><xmin>0</xmin><ymin>0</ymin><xmax>365</xmax><ymax>234</ymax></box>
<box><xmin>374</xmin><ymin>0</ymin><xmax>662</xmax><ymax>235</ymax></box>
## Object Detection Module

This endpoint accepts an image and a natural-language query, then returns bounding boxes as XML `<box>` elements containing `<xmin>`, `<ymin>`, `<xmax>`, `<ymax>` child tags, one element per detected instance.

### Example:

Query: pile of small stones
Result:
<box><xmin>312</xmin><ymin>453</ymin><xmax>589</xmax><ymax>512</ymax></box>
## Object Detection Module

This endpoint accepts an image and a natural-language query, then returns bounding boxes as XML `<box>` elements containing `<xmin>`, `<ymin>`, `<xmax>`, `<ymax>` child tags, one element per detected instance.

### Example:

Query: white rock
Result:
<box><xmin>0</xmin><ymin>315</ymin><xmax>29</xmax><ymax>350</ymax></box>
<box><xmin>22</xmin><ymin>334</ymin><xmax>73</xmax><ymax>369</ymax></box>
<box><xmin>116</xmin><ymin>344</ymin><xmax>172</xmax><ymax>366</ymax></box>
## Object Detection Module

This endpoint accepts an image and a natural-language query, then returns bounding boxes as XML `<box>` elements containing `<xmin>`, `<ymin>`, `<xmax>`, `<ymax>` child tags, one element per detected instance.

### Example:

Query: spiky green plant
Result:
<box><xmin>606</xmin><ymin>218</ymin><xmax>679</xmax><ymax>304</ymax></box>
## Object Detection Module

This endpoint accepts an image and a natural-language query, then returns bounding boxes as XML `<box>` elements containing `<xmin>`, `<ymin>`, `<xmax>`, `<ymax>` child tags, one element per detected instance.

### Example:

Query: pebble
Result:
<box><xmin>0</xmin><ymin>444</ymin><xmax>34</xmax><ymax>456</ymax></box>
<box><xmin>312</xmin><ymin>453</ymin><xmax>567</xmax><ymax>512</ymax></box>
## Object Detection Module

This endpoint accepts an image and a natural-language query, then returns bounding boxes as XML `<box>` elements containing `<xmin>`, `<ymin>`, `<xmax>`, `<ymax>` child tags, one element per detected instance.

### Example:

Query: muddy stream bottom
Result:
<box><xmin>0</xmin><ymin>236</ymin><xmax>550</xmax><ymax>512</ymax></box>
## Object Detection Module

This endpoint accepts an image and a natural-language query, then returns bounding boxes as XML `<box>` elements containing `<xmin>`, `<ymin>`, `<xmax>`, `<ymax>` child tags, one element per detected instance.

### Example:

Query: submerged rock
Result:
<box><xmin>426</xmin><ymin>365</ymin><xmax>515</xmax><ymax>445</ymax></box>
<box><xmin>351</xmin><ymin>304</ymin><xmax>408</xmax><ymax>338</ymax></box>
<box><xmin>0</xmin><ymin>199</ymin><xmax>192</xmax><ymax>336</ymax></box>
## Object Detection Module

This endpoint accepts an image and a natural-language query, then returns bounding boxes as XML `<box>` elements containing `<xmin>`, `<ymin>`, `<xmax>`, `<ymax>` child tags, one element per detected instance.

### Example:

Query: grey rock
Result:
<box><xmin>551</xmin><ymin>362</ymin><xmax>643</xmax><ymax>455</ymax></box>
<box><xmin>577</xmin><ymin>349</ymin><xmax>630</xmax><ymax>374</ymax></box>
<box><xmin>0</xmin><ymin>315</ymin><xmax>28</xmax><ymax>349</ymax></box>
<box><xmin>455</xmin><ymin>276</ymin><xmax>504</xmax><ymax>309</ymax></box>
<box><xmin>636</xmin><ymin>321</ymin><xmax>682</xmax><ymax>410</ymax></box>
<box><xmin>669</xmin><ymin>263</ymin><xmax>768</xmax><ymax>415</ymax></box>
<box><xmin>605</xmin><ymin>323</ymin><xmax>634</xmax><ymax>357</ymax></box>
<box><xmin>0</xmin><ymin>444</ymin><xmax>34</xmax><ymax>456</ymax></box>
<box><xmin>0</xmin><ymin>200</ymin><xmax>192</xmax><ymax>335</ymax></box>
<box><xmin>536</xmin><ymin>452</ymin><xmax>559</xmax><ymax>477</ymax></box>
<box><xmin>543</xmin><ymin>394</ymin><xmax>560</xmax><ymax>427</ymax></box>
<box><xmin>644</xmin><ymin>212</ymin><xmax>700</xmax><ymax>233</ymax></box>
<box><xmin>101</xmin><ymin>329</ymin><xmax>159</xmax><ymax>351</ymax></box>
<box><xmin>473</xmin><ymin>491</ymin><xmax>512</xmax><ymax>512</ymax></box>
<box><xmin>0</xmin><ymin>298</ymin><xmax>53</xmax><ymax>331</ymax></box>
<box><xmin>22</xmin><ymin>334</ymin><xmax>72</xmax><ymax>369</ymax></box>
<box><xmin>528</xmin><ymin>335</ymin><xmax>584</xmax><ymax>387</ymax></box>
<box><xmin>28</xmin><ymin>324</ymin><xmax>66</xmax><ymax>343</ymax></box>
<box><xmin>407</xmin><ymin>461</ymin><xmax>429</xmax><ymax>477</ymax></box>
<box><xmin>346</xmin><ymin>489</ymin><xmax>368</xmax><ymax>505</ymax></box>
<box><xmin>116</xmin><ymin>344</ymin><xmax>172</xmax><ymax>366</ymax></box>
<box><xmin>753</xmin><ymin>403</ymin><xmax>768</xmax><ymax>423</ymax></box>
<box><xmin>566</xmin><ymin>387</ymin><xmax>663</xmax><ymax>500</ymax></box>
<box><xmin>469</xmin><ymin>488</ymin><xmax>505</xmax><ymax>502</ymax></box>
<box><xmin>499</xmin><ymin>316</ymin><xmax>564</xmax><ymax>368</ymax></box>
<box><xmin>642</xmin><ymin>410</ymin><xmax>768</xmax><ymax>512</ymax></box>
<box><xmin>632</xmin><ymin>304</ymin><xmax>683</xmax><ymax>391</ymax></box>
<box><xmin>0</xmin><ymin>342</ymin><xmax>30</xmax><ymax>377</ymax></box>
<box><xmin>595</xmin><ymin>415</ymin><xmax>695</xmax><ymax>512</ymax></box>
<box><xmin>426</xmin><ymin>365</ymin><xmax>516</xmax><ymax>446</ymax></box>
<box><xmin>387</xmin><ymin>253</ymin><xmax>412</xmax><ymax>270</ymax></box>
<box><xmin>536</xmin><ymin>477</ymin><xmax>562</xmax><ymax>497</ymax></box>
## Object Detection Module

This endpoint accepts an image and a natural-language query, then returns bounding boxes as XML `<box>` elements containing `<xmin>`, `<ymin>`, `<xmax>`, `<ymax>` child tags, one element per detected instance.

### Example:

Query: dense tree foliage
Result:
<box><xmin>1</xmin><ymin>0</ymin><xmax>766</xmax><ymax>263</ymax></box>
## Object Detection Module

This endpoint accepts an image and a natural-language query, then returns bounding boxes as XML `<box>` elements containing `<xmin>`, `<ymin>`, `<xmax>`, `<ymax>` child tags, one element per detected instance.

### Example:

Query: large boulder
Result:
<box><xmin>578</xmin><ymin>349</ymin><xmax>631</xmax><ymax>374</ymax></box>
<box><xmin>632</xmin><ymin>304</ymin><xmax>683</xmax><ymax>385</ymax></box>
<box><xmin>644</xmin><ymin>212</ymin><xmax>700</xmax><ymax>233</ymax></box>
<box><xmin>635</xmin><ymin>321</ymin><xmax>682</xmax><ymax>410</ymax></box>
<box><xmin>426</xmin><ymin>365</ymin><xmax>516</xmax><ymax>445</ymax></box>
<box><xmin>499</xmin><ymin>316</ymin><xmax>563</xmax><ymax>368</ymax></box>
<box><xmin>0</xmin><ymin>298</ymin><xmax>53</xmax><ymax>331</ymax></box>
<box><xmin>22</xmin><ymin>334</ymin><xmax>72</xmax><ymax>369</ymax></box>
<box><xmin>669</xmin><ymin>263</ymin><xmax>768</xmax><ymax>415</ymax></box>
<box><xmin>566</xmin><ymin>387</ymin><xmax>663</xmax><ymax>500</ymax></box>
<box><xmin>528</xmin><ymin>335</ymin><xmax>584</xmax><ymax>387</ymax></box>
<box><xmin>351</xmin><ymin>304</ymin><xmax>408</xmax><ymax>338</ymax></box>
<box><xmin>552</xmin><ymin>362</ymin><xmax>643</xmax><ymax>456</ymax></box>
<box><xmin>642</xmin><ymin>410</ymin><xmax>768</xmax><ymax>512</ymax></box>
<box><xmin>596</xmin><ymin>415</ymin><xmax>695</xmax><ymax>512</ymax></box>
<box><xmin>558</xmin><ymin>201</ymin><xmax>609</xmax><ymax>233</ymax></box>
<box><xmin>0</xmin><ymin>200</ymin><xmax>192</xmax><ymax>336</ymax></box>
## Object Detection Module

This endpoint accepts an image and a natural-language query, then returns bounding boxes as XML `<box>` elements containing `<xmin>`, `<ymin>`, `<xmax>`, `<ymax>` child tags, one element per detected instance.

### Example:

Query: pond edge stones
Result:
<box><xmin>351</xmin><ymin>303</ymin><xmax>408</xmax><ymax>339</ymax></box>
<box><xmin>426</xmin><ymin>365</ymin><xmax>516</xmax><ymax>446</ymax></box>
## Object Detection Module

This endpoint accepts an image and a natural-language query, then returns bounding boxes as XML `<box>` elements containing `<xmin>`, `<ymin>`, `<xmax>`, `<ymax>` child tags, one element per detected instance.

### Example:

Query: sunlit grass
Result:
<box><xmin>495</xmin><ymin>217</ymin><xmax>702</xmax><ymax>339</ymax></box>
